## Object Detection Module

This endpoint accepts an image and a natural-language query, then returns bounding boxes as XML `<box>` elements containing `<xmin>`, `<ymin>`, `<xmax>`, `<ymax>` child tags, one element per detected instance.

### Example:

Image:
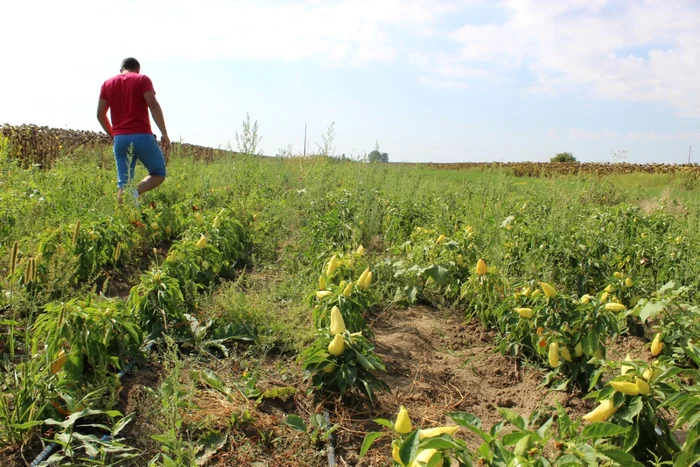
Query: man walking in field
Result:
<box><xmin>97</xmin><ymin>57</ymin><xmax>169</xmax><ymax>204</ymax></box>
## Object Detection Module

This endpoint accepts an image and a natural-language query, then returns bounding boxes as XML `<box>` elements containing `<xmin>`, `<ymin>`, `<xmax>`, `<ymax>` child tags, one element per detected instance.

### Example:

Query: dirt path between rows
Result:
<box><xmin>1</xmin><ymin>305</ymin><xmax>598</xmax><ymax>467</ymax></box>
<box><xmin>336</xmin><ymin>305</ymin><xmax>590</xmax><ymax>466</ymax></box>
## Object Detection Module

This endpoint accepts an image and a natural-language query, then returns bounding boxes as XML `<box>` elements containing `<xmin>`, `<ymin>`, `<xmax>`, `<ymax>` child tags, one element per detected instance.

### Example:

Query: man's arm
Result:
<box><xmin>144</xmin><ymin>91</ymin><xmax>170</xmax><ymax>151</ymax></box>
<box><xmin>96</xmin><ymin>99</ymin><xmax>113</xmax><ymax>139</ymax></box>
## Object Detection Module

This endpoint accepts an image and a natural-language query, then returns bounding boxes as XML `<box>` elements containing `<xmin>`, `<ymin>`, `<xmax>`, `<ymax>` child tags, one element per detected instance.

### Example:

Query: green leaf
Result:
<box><xmin>373</xmin><ymin>418</ymin><xmax>395</xmax><ymax>430</ymax></box>
<box><xmin>596</xmin><ymin>444</ymin><xmax>645</xmax><ymax>466</ymax></box>
<box><xmin>422</xmin><ymin>265</ymin><xmax>450</xmax><ymax>286</ymax></box>
<box><xmin>200</xmin><ymin>369</ymin><xmax>229</xmax><ymax>395</ymax></box>
<box><xmin>673</xmin><ymin>438</ymin><xmax>700</xmax><ymax>467</ymax></box>
<box><xmin>195</xmin><ymin>431</ymin><xmax>228</xmax><ymax>466</ymax></box>
<box><xmin>618</xmin><ymin>396</ymin><xmax>643</xmax><ymax>423</ymax></box>
<box><xmin>622</xmin><ymin>422</ymin><xmax>639</xmax><ymax>452</ymax></box>
<box><xmin>418</xmin><ymin>436</ymin><xmax>462</xmax><ymax>451</ymax></box>
<box><xmin>581</xmin><ymin>422</ymin><xmax>628</xmax><ymax>439</ymax></box>
<box><xmin>513</xmin><ymin>434</ymin><xmax>533</xmax><ymax>456</ymax></box>
<box><xmin>44</xmin><ymin>409</ymin><xmax>105</xmax><ymax>429</ymax></box>
<box><xmin>497</xmin><ymin>407</ymin><xmax>526</xmax><ymax>430</ymax></box>
<box><xmin>113</xmin><ymin>413</ymin><xmax>135</xmax><ymax>437</ymax></box>
<box><xmin>556</xmin><ymin>403</ymin><xmax>574</xmax><ymax>438</ymax></box>
<box><xmin>490</xmin><ymin>420</ymin><xmax>506</xmax><ymax>437</ymax></box>
<box><xmin>359</xmin><ymin>432</ymin><xmax>383</xmax><ymax>458</ymax></box>
<box><xmin>283</xmin><ymin>415</ymin><xmax>307</xmax><ymax>432</ymax></box>
<box><xmin>537</xmin><ymin>416</ymin><xmax>554</xmax><ymax>438</ymax></box>
<box><xmin>353</xmin><ymin>349</ymin><xmax>375</xmax><ymax>371</ymax></box>
<box><xmin>638</xmin><ymin>300</ymin><xmax>667</xmax><ymax>322</ymax></box>
<box><xmin>675</xmin><ymin>399</ymin><xmax>700</xmax><ymax>427</ymax></box>
<box><xmin>408</xmin><ymin>286</ymin><xmax>419</xmax><ymax>304</ymax></box>
<box><xmin>502</xmin><ymin>431</ymin><xmax>529</xmax><ymax>446</ymax></box>
<box><xmin>555</xmin><ymin>454</ymin><xmax>583</xmax><ymax>466</ymax></box>
<box><xmin>399</xmin><ymin>429</ymin><xmax>420</xmax><ymax>465</ymax></box>
<box><xmin>583</xmin><ymin>330</ymin><xmax>601</xmax><ymax>356</ymax></box>
<box><xmin>550</xmin><ymin>379</ymin><xmax>570</xmax><ymax>391</ymax></box>
<box><xmin>587</xmin><ymin>367</ymin><xmax>604</xmax><ymax>392</ymax></box>
<box><xmin>426</xmin><ymin>452</ymin><xmax>445</xmax><ymax>467</ymax></box>
<box><xmin>10</xmin><ymin>420</ymin><xmax>44</xmax><ymax>429</ymax></box>
<box><xmin>449</xmin><ymin>412</ymin><xmax>491</xmax><ymax>442</ymax></box>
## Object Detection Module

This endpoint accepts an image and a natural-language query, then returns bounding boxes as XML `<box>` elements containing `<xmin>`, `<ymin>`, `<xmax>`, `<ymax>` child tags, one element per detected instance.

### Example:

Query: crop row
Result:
<box><xmin>0</xmin><ymin>124</ymin><xmax>227</xmax><ymax>168</ymax></box>
<box><xmin>1</xmin><ymin>207</ymin><xmax>251</xmax><ymax>451</ymax></box>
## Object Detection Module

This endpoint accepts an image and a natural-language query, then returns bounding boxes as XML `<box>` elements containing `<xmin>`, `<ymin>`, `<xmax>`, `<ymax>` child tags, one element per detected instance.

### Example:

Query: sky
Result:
<box><xmin>2</xmin><ymin>0</ymin><xmax>700</xmax><ymax>163</ymax></box>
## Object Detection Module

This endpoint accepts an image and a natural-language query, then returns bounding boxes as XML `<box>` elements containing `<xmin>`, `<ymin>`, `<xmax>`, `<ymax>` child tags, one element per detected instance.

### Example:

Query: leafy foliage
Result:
<box><xmin>551</xmin><ymin>151</ymin><xmax>577</xmax><ymax>163</ymax></box>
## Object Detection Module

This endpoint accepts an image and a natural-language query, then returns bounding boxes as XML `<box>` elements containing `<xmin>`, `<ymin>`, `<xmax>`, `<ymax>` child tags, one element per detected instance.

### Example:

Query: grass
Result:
<box><xmin>1</xmin><ymin>146</ymin><xmax>700</xmax><ymax>465</ymax></box>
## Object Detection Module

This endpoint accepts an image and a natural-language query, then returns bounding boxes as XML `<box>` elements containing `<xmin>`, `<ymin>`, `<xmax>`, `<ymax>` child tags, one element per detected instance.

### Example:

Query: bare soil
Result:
<box><xmin>1</xmin><ymin>306</ymin><xmax>597</xmax><ymax>466</ymax></box>
<box><xmin>338</xmin><ymin>306</ymin><xmax>590</xmax><ymax>466</ymax></box>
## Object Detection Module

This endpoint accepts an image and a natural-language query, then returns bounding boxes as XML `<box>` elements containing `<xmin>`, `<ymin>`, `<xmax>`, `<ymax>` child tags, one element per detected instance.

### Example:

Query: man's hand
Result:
<box><xmin>96</xmin><ymin>99</ymin><xmax>113</xmax><ymax>140</ymax></box>
<box><xmin>161</xmin><ymin>134</ymin><xmax>171</xmax><ymax>161</ymax></box>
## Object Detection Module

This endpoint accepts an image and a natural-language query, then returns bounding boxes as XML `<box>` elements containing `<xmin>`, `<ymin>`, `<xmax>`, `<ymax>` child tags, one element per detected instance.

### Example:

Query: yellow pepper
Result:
<box><xmin>328</xmin><ymin>334</ymin><xmax>345</xmax><ymax>356</ymax></box>
<box><xmin>515</xmin><ymin>307</ymin><xmax>533</xmax><ymax>319</ymax></box>
<box><xmin>651</xmin><ymin>333</ymin><xmax>663</xmax><ymax>356</ymax></box>
<box><xmin>343</xmin><ymin>282</ymin><xmax>353</xmax><ymax>297</ymax></box>
<box><xmin>549</xmin><ymin>343</ymin><xmax>560</xmax><ymax>367</ymax></box>
<box><xmin>392</xmin><ymin>442</ymin><xmax>404</xmax><ymax>466</ymax></box>
<box><xmin>540</xmin><ymin>282</ymin><xmax>557</xmax><ymax>298</ymax></box>
<box><xmin>610</xmin><ymin>380</ymin><xmax>640</xmax><ymax>396</ymax></box>
<box><xmin>418</xmin><ymin>426</ymin><xmax>458</xmax><ymax>440</ymax></box>
<box><xmin>357</xmin><ymin>267</ymin><xmax>370</xmax><ymax>289</ymax></box>
<box><xmin>327</xmin><ymin>256</ymin><xmax>339</xmax><ymax>276</ymax></box>
<box><xmin>51</xmin><ymin>350</ymin><xmax>67</xmax><ymax>374</ymax></box>
<box><xmin>411</xmin><ymin>449</ymin><xmax>443</xmax><ymax>467</ymax></box>
<box><xmin>560</xmin><ymin>346</ymin><xmax>572</xmax><ymax>362</ymax></box>
<box><xmin>394</xmin><ymin>405</ymin><xmax>412</xmax><ymax>434</ymax></box>
<box><xmin>635</xmin><ymin>377</ymin><xmax>650</xmax><ymax>395</ymax></box>
<box><xmin>476</xmin><ymin>258</ymin><xmax>487</xmax><ymax>276</ymax></box>
<box><xmin>582</xmin><ymin>398</ymin><xmax>617</xmax><ymax>422</ymax></box>
<box><xmin>330</xmin><ymin>306</ymin><xmax>346</xmax><ymax>335</ymax></box>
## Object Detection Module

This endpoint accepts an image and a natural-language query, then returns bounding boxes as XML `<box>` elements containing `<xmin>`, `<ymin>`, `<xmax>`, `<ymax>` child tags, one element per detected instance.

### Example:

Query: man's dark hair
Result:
<box><xmin>120</xmin><ymin>57</ymin><xmax>140</xmax><ymax>72</ymax></box>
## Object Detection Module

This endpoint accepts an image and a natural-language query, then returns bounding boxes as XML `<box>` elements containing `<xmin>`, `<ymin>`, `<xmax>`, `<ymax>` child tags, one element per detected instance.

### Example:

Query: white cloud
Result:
<box><xmin>567</xmin><ymin>128</ymin><xmax>618</xmax><ymax>141</ymax></box>
<box><xmin>414</xmin><ymin>0</ymin><xmax>700</xmax><ymax>116</ymax></box>
<box><xmin>408</xmin><ymin>52</ymin><xmax>430</xmax><ymax>68</ymax></box>
<box><xmin>418</xmin><ymin>77</ymin><xmax>469</xmax><ymax>88</ymax></box>
<box><xmin>626</xmin><ymin>130</ymin><xmax>700</xmax><ymax>143</ymax></box>
<box><xmin>2</xmin><ymin>0</ymin><xmax>455</xmax><ymax>66</ymax></box>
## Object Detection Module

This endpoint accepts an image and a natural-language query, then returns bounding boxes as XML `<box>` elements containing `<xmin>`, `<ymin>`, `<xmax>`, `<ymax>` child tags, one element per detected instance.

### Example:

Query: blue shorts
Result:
<box><xmin>113</xmin><ymin>134</ymin><xmax>167</xmax><ymax>188</ymax></box>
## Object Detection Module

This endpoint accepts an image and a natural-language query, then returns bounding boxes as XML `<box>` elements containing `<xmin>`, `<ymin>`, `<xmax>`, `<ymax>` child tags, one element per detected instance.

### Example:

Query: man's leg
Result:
<box><xmin>134</xmin><ymin>134</ymin><xmax>167</xmax><ymax>196</ymax></box>
<box><xmin>135</xmin><ymin>174</ymin><xmax>165</xmax><ymax>195</ymax></box>
<box><xmin>113</xmin><ymin>137</ymin><xmax>130</xmax><ymax>204</ymax></box>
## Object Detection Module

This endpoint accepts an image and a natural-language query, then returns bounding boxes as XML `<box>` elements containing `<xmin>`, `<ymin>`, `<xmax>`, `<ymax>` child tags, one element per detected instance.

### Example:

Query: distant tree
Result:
<box><xmin>551</xmin><ymin>152</ymin><xmax>577</xmax><ymax>163</ymax></box>
<box><xmin>368</xmin><ymin>140</ymin><xmax>389</xmax><ymax>163</ymax></box>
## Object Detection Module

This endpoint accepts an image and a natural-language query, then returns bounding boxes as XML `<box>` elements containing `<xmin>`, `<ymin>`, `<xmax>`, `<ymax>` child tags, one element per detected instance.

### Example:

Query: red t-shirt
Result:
<box><xmin>99</xmin><ymin>72</ymin><xmax>155</xmax><ymax>136</ymax></box>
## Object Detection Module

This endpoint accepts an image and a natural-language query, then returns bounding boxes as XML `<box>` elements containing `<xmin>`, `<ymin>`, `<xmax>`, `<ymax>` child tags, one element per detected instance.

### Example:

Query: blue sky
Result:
<box><xmin>2</xmin><ymin>0</ymin><xmax>700</xmax><ymax>163</ymax></box>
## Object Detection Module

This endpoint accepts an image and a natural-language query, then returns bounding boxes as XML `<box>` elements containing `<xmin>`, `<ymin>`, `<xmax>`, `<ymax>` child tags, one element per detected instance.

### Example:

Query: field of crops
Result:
<box><xmin>1</xmin><ymin>133</ymin><xmax>699</xmax><ymax>467</ymax></box>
